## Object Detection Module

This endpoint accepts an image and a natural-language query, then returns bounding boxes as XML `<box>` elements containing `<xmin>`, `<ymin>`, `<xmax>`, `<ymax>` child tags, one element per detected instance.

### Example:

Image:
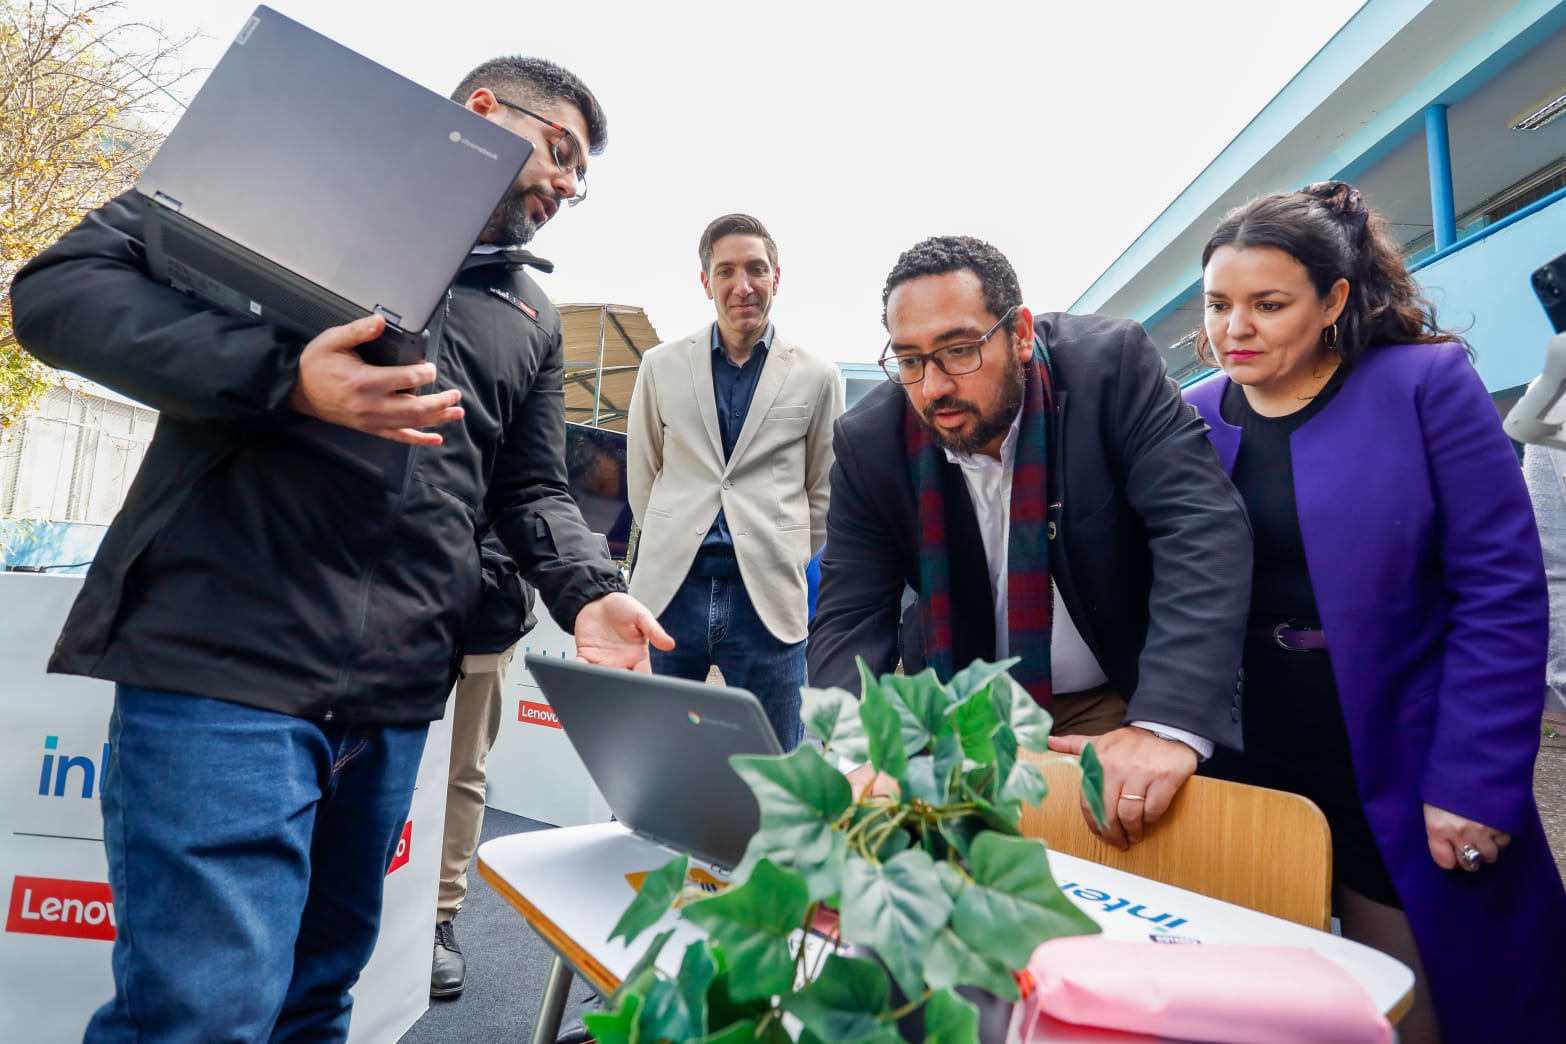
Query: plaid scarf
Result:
<box><xmin>905</xmin><ymin>344</ymin><xmax>1055</xmax><ymax>708</ymax></box>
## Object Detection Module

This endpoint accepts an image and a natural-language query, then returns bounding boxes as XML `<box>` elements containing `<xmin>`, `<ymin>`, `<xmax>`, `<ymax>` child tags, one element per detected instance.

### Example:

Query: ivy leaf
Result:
<box><xmin>960</xmin><ymin>773</ymin><xmax>1023</xmax><ymax>836</ymax></box>
<box><xmin>608</xmin><ymin>853</ymin><xmax>687</xmax><ymax>946</ymax></box>
<box><xmin>902</xmin><ymin>755</ymin><xmax>942</xmax><ymax>807</ymax></box>
<box><xmin>704</xmin><ymin>961</ymin><xmax>772</xmax><ymax>1033</ymax></box>
<box><xmin>731</xmin><ymin>746</ymin><xmax>853</xmax><ymax>900</ymax></box>
<box><xmin>856</xmin><ymin>657</ymin><xmax>885</xmax><ymax>705</ymax></box>
<box><xmin>1079</xmin><ymin>742</ymin><xmax>1108</xmax><ymax>830</ymax></box>
<box><xmin>800</xmin><ymin>685</ymin><xmax>869</xmax><ymax>760</ymax></box>
<box><xmin>677</xmin><ymin>939</ymin><xmax>719</xmax><ymax>1038</ymax></box>
<box><xmin>951</xmin><ymin>833</ymin><xmax>1101</xmax><ymax>969</ymax></box>
<box><xmin>925</xmin><ymin>866</ymin><xmax>1022</xmax><ymax>1001</ymax></box>
<box><xmin>948</xmin><ymin>657</ymin><xmax>1019</xmax><ymax>701</ymax></box>
<box><xmin>951</xmin><ymin>687</ymin><xmax>1002</xmax><ymax>765</ymax></box>
<box><xmin>931</xmin><ymin>730</ymin><xmax>965</xmax><ymax>801</ymax></box>
<box><xmin>926</xmin><ymin>926</ymin><xmax>1022</xmax><ymax>1001</ymax></box>
<box><xmin>937</xmin><ymin>812</ymin><xmax>986</xmax><ymax>864</ymax></box>
<box><xmin>999</xmin><ymin>758</ymin><xmax>1050</xmax><ymax>807</ymax></box>
<box><xmin>683</xmin><ymin>859</ymin><xmax>811</xmax><ymax>1002</ymax></box>
<box><xmin>882</xmin><ymin>668</ymin><xmax>950</xmax><ymax>750</ymax></box>
<box><xmin>924</xmin><ymin>988</ymin><xmax>981</xmax><ymax>1044</ymax></box>
<box><xmin>988</xmin><ymin>672</ymin><xmax>1054</xmax><ymax>752</ymax></box>
<box><xmin>696</xmin><ymin>1019</ymin><xmax>794</xmax><ymax>1044</ymax></box>
<box><xmin>639</xmin><ymin>977</ymin><xmax>700</xmax><ymax>1043</ymax></box>
<box><xmin>839</xmin><ymin>848</ymin><xmax>952</xmax><ymax>1000</ymax></box>
<box><xmin>583</xmin><ymin>991</ymin><xmax>643</xmax><ymax>1044</ymax></box>
<box><xmin>608</xmin><ymin>927</ymin><xmax>673</xmax><ymax>1005</ymax></box>
<box><xmin>780</xmin><ymin>954</ymin><xmax>893</xmax><ymax>1044</ymax></box>
<box><xmin>860</xmin><ymin>669</ymin><xmax>907</xmax><ymax>780</ymax></box>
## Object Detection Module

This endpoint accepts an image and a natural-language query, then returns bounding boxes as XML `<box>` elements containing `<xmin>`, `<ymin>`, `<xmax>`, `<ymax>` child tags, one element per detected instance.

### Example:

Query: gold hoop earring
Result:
<box><xmin>1322</xmin><ymin>323</ymin><xmax>1339</xmax><ymax>351</ymax></box>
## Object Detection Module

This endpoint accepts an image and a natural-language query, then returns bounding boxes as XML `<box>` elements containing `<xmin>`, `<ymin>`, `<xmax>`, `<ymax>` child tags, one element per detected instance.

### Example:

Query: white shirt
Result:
<box><xmin>944</xmin><ymin>414</ymin><xmax>1213</xmax><ymax>759</ymax></box>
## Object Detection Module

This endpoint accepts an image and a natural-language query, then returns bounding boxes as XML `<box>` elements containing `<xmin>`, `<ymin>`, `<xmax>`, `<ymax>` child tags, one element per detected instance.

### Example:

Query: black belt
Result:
<box><xmin>1249</xmin><ymin>619</ymin><xmax>1327</xmax><ymax>652</ymax></box>
<box><xmin>690</xmin><ymin>551</ymin><xmax>740</xmax><ymax>578</ymax></box>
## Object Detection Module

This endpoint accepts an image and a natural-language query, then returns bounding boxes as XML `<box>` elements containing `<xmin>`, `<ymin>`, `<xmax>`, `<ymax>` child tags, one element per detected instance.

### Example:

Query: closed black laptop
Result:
<box><xmin>135</xmin><ymin>5</ymin><xmax>534</xmax><ymax>487</ymax></box>
<box><xmin>525</xmin><ymin>655</ymin><xmax>784</xmax><ymax>870</ymax></box>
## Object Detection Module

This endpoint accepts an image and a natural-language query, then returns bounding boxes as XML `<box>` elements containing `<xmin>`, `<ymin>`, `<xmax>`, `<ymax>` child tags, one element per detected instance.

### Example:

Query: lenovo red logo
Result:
<box><xmin>387</xmin><ymin>820</ymin><xmax>412</xmax><ymax>875</ymax></box>
<box><xmin>7</xmin><ymin>876</ymin><xmax>115</xmax><ymax>941</ymax></box>
<box><xmin>518</xmin><ymin>701</ymin><xmax>562</xmax><ymax>729</ymax></box>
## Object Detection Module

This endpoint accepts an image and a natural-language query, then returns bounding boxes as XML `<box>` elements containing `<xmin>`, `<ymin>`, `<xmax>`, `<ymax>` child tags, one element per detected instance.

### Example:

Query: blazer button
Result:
<box><xmin>723</xmin><ymin>481</ymin><xmax>733</xmax><ymax>489</ymax></box>
<box><xmin>1231</xmin><ymin>706</ymin><xmax>1241</xmax><ymax>722</ymax></box>
<box><xmin>694</xmin><ymin>527</ymin><xmax>704</xmax><ymax>534</ymax></box>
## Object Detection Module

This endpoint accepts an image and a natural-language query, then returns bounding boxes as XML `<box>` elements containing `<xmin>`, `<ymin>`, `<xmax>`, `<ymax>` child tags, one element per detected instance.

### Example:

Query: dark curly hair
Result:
<box><xmin>1195</xmin><ymin>181</ymin><xmax>1457</xmax><ymax>369</ymax></box>
<box><xmin>881</xmin><ymin>235</ymin><xmax>1022</xmax><ymax>328</ymax></box>
<box><xmin>450</xmin><ymin>56</ymin><xmax>608</xmax><ymax>155</ymax></box>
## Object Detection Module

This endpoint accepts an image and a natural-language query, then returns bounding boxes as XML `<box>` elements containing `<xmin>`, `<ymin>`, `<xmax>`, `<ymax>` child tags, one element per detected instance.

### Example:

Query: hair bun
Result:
<box><xmin>1301</xmin><ymin>180</ymin><xmax>1371</xmax><ymax>234</ymax></box>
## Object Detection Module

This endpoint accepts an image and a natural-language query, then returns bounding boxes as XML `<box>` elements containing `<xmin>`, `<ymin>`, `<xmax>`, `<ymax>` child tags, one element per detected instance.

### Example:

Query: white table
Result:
<box><xmin>477</xmin><ymin>822</ymin><xmax>1413</xmax><ymax>1043</ymax></box>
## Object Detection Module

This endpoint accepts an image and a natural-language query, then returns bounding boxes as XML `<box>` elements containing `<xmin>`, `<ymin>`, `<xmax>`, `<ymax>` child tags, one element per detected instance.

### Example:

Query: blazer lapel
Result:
<box><xmin>725</xmin><ymin>337</ymin><xmax>794</xmax><ymax>469</ymax></box>
<box><xmin>687</xmin><ymin>331</ymin><xmax>725</xmax><ymax>463</ymax></box>
<box><xmin>1186</xmin><ymin>374</ymin><xmax>1241</xmax><ymax>475</ymax></box>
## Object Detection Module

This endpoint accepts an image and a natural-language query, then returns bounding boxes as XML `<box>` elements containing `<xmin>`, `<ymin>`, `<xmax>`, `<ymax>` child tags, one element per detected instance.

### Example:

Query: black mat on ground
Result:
<box><xmin>400</xmin><ymin>809</ymin><xmax>598</xmax><ymax>1043</ymax></box>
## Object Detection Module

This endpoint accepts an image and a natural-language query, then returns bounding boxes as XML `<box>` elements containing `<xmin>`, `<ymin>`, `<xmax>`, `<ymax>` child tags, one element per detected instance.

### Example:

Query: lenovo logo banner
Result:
<box><xmin>518</xmin><ymin>701</ymin><xmax>562</xmax><ymax>729</ymax></box>
<box><xmin>7</xmin><ymin>877</ymin><xmax>115</xmax><ymax>941</ymax></box>
<box><xmin>386</xmin><ymin>820</ymin><xmax>412</xmax><ymax>875</ymax></box>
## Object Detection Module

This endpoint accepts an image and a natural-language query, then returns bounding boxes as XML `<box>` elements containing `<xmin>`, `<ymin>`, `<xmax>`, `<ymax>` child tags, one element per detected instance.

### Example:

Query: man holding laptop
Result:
<box><xmin>9</xmin><ymin>50</ymin><xmax>667</xmax><ymax>1041</ymax></box>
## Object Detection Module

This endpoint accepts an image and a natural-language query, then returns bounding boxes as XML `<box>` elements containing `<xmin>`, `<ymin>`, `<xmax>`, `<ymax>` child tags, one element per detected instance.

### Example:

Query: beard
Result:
<box><xmin>478</xmin><ymin>184</ymin><xmax>548</xmax><ymax>245</ymax></box>
<box><xmin>918</xmin><ymin>350</ymin><xmax>1027</xmax><ymax>454</ymax></box>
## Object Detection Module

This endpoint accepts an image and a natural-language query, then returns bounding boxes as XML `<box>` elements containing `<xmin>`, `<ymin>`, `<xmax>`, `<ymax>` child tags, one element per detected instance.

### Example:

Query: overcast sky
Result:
<box><xmin>105</xmin><ymin>0</ymin><xmax>1365</xmax><ymax>365</ymax></box>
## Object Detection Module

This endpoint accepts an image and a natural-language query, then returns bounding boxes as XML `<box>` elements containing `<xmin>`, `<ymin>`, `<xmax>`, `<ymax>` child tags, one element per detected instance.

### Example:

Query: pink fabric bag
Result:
<box><xmin>1010</xmin><ymin>938</ymin><xmax>1392</xmax><ymax>1044</ymax></box>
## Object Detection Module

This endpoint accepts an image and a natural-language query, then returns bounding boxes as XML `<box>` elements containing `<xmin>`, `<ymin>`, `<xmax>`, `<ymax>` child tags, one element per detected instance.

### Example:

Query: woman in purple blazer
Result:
<box><xmin>1184</xmin><ymin>181</ymin><xmax>1566</xmax><ymax>1042</ymax></box>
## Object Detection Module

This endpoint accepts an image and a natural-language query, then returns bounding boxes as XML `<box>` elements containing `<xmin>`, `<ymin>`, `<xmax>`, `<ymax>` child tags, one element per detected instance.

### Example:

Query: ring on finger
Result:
<box><xmin>1119</xmin><ymin>793</ymin><xmax>1145</xmax><ymax>802</ymax></box>
<box><xmin>1459</xmin><ymin>843</ymin><xmax>1482</xmax><ymax>869</ymax></box>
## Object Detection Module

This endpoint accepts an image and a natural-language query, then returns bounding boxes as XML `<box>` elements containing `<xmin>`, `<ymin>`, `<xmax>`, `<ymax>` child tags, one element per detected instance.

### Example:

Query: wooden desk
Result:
<box><xmin>478</xmin><ymin>822</ymin><xmax>1413</xmax><ymax>1043</ymax></box>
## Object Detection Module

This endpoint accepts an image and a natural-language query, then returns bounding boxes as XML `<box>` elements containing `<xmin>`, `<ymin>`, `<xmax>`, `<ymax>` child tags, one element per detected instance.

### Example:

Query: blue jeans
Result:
<box><xmin>652</xmin><ymin>572</ymin><xmax>806</xmax><ymax>749</ymax></box>
<box><xmin>86</xmin><ymin>686</ymin><xmax>428</xmax><ymax>1043</ymax></box>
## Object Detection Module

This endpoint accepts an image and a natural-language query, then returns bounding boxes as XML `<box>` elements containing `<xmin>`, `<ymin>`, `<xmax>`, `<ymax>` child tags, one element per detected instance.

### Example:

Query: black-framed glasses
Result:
<box><xmin>878</xmin><ymin>306</ymin><xmax>1019</xmax><ymax>385</ymax></box>
<box><xmin>493</xmin><ymin>98</ymin><xmax>588</xmax><ymax>205</ymax></box>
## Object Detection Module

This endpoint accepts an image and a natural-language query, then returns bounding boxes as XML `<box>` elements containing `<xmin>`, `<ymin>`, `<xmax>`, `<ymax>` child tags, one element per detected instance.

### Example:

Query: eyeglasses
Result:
<box><xmin>878</xmin><ymin>306</ymin><xmax>1019</xmax><ymax>385</ymax></box>
<box><xmin>493</xmin><ymin>98</ymin><xmax>588</xmax><ymax>205</ymax></box>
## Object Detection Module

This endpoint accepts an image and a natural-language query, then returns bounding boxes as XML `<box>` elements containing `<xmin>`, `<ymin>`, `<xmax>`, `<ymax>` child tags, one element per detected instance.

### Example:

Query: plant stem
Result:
<box><xmin>883</xmin><ymin>989</ymin><xmax>933</xmax><ymax>1021</ymax></box>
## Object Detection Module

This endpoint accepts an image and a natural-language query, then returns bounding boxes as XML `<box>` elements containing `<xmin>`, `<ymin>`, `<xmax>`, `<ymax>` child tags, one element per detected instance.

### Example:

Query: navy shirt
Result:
<box><xmin>700</xmin><ymin>323</ymin><xmax>772</xmax><ymax>554</ymax></box>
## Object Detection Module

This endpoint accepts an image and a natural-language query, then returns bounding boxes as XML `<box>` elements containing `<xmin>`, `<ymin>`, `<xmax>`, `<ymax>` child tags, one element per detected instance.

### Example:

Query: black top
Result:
<box><xmin>1220</xmin><ymin>368</ymin><xmax>1347</xmax><ymax>621</ymax></box>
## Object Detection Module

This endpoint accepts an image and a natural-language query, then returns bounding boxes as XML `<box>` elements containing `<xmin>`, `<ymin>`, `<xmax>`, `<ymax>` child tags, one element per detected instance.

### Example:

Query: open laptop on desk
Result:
<box><xmin>525</xmin><ymin>656</ymin><xmax>783</xmax><ymax>870</ymax></box>
<box><xmin>134</xmin><ymin>5</ymin><xmax>534</xmax><ymax>488</ymax></box>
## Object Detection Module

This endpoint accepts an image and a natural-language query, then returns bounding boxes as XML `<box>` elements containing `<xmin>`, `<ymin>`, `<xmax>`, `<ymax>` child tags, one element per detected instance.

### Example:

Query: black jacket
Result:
<box><xmin>808</xmin><ymin>313</ymin><xmax>1249</xmax><ymax>749</ymax></box>
<box><xmin>465</xmin><ymin>530</ymin><xmax>535</xmax><ymax>657</ymax></box>
<box><xmin>9</xmin><ymin>192</ymin><xmax>624</xmax><ymax>724</ymax></box>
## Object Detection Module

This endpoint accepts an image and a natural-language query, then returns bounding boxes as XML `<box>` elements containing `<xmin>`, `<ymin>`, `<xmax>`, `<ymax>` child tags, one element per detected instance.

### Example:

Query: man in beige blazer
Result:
<box><xmin>627</xmin><ymin>213</ymin><xmax>843</xmax><ymax>748</ymax></box>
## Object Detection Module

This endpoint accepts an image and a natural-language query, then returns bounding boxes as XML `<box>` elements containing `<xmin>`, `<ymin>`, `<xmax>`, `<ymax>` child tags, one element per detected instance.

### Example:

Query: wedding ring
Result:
<box><xmin>1459</xmin><ymin>843</ymin><xmax>1482</xmax><ymax>868</ymax></box>
<box><xmin>1119</xmin><ymin>793</ymin><xmax>1145</xmax><ymax>802</ymax></box>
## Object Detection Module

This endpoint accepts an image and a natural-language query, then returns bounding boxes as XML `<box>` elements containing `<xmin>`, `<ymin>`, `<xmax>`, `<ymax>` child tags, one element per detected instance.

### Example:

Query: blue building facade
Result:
<box><xmin>1072</xmin><ymin>0</ymin><xmax>1566</xmax><ymax>402</ymax></box>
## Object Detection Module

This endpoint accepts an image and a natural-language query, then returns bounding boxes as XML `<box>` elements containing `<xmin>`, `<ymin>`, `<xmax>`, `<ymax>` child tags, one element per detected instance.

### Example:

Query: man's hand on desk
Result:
<box><xmin>574</xmin><ymin>592</ymin><xmax>674</xmax><ymax>673</ymax></box>
<box><xmin>289</xmin><ymin>314</ymin><xmax>465</xmax><ymax>445</ymax></box>
<box><xmin>1049</xmin><ymin>727</ymin><xmax>1197</xmax><ymax>850</ymax></box>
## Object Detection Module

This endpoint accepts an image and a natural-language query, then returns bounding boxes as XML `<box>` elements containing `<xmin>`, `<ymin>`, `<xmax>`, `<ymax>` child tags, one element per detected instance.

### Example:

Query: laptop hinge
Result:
<box><xmin>373</xmin><ymin>304</ymin><xmax>402</xmax><ymax>326</ymax></box>
<box><xmin>151</xmin><ymin>191</ymin><xmax>183</xmax><ymax>213</ymax></box>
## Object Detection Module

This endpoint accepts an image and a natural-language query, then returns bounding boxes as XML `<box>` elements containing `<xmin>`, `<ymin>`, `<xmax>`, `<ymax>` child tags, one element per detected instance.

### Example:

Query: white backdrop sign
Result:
<box><xmin>0</xmin><ymin>573</ymin><xmax>451</xmax><ymax>1043</ymax></box>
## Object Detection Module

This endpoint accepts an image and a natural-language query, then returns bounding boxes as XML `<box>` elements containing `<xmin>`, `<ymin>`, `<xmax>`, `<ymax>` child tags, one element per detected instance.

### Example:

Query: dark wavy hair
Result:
<box><xmin>1194</xmin><ymin>181</ymin><xmax>1458</xmax><ymax>369</ymax></box>
<box><xmin>881</xmin><ymin>235</ymin><xmax>1022</xmax><ymax>328</ymax></box>
<box><xmin>450</xmin><ymin>56</ymin><xmax>608</xmax><ymax>155</ymax></box>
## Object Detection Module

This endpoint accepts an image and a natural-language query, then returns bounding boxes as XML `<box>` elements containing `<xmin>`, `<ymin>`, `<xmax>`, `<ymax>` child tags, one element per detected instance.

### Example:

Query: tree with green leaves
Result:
<box><xmin>1</xmin><ymin>0</ymin><xmax>190</xmax><ymax>427</ymax></box>
<box><xmin>593</xmin><ymin>658</ymin><xmax>1107</xmax><ymax>1043</ymax></box>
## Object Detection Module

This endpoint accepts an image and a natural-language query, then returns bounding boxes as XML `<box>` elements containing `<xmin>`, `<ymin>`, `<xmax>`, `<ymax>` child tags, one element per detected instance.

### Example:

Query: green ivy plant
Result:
<box><xmin>586</xmin><ymin>658</ymin><xmax>1109</xmax><ymax>1044</ymax></box>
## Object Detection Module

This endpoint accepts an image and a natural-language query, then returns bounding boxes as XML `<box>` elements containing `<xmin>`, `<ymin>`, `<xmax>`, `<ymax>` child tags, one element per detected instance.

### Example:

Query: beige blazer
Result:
<box><xmin>627</xmin><ymin>326</ymin><xmax>844</xmax><ymax>643</ymax></box>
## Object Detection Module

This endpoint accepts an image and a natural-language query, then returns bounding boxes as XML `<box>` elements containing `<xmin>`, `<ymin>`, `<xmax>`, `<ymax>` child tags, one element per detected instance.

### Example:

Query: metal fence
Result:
<box><xmin>0</xmin><ymin>386</ymin><xmax>157</xmax><ymax>524</ymax></box>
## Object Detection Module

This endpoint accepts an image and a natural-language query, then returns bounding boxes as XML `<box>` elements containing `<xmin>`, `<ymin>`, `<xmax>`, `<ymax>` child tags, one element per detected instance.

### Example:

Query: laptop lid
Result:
<box><xmin>525</xmin><ymin>655</ymin><xmax>783</xmax><ymax>870</ymax></box>
<box><xmin>135</xmin><ymin>5</ymin><xmax>534</xmax><ymax>341</ymax></box>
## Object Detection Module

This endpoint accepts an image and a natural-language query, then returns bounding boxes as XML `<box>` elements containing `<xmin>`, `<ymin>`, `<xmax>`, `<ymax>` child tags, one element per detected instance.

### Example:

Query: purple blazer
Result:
<box><xmin>1185</xmin><ymin>343</ymin><xmax>1566</xmax><ymax>1040</ymax></box>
